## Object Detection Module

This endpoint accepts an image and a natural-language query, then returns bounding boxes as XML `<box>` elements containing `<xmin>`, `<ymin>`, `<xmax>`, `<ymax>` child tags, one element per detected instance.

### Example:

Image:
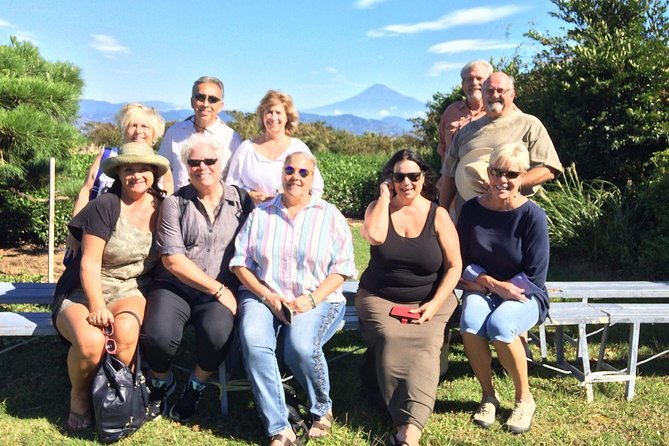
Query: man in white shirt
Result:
<box><xmin>159</xmin><ymin>76</ymin><xmax>243</xmax><ymax>192</ymax></box>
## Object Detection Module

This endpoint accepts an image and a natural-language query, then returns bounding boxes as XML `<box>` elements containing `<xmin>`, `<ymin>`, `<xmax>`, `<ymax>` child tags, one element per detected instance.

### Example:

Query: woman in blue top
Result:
<box><xmin>457</xmin><ymin>142</ymin><xmax>550</xmax><ymax>434</ymax></box>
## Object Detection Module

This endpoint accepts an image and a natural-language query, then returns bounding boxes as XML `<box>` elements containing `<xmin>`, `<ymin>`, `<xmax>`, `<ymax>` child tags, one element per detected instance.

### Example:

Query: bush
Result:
<box><xmin>317</xmin><ymin>152</ymin><xmax>386</xmax><ymax>218</ymax></box>
<box><xmin>0</xmin><ymin>188</ymin><xmax>71</xmax><ymax>247</ymax></box>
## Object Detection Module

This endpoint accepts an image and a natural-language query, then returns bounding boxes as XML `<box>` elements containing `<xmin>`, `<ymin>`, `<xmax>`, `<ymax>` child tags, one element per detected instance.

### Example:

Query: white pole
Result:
<box><xmin>48</xmin><ymin>157</ymin><xmax>55</xmax><ymax>283</ymax></box>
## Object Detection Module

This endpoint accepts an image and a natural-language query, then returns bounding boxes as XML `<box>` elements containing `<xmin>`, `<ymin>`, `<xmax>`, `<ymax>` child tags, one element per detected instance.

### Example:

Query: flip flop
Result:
<box><xmin>269</xmin><ymin>433</ymin><xmax>305</xmax><ymax>446</ymax></box>
<box><xmin>309</xmin><ymin>413</ymin><xmax>334</xmax><ymax>439</ymax></box>
<box><xmin>67</xmin><ymin>410</ymin><xmax>92</xmax><ymax>432</ymax></box>
<box><xmin>388</xmin><ymin>432</ymin><xmax>410</xmax><ymax>446</ymax></box>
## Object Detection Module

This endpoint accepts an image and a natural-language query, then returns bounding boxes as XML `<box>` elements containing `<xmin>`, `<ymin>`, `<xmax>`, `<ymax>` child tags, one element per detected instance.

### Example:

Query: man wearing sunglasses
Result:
<box><xmin>439</xmin><ymin>71</ymin><xmax>563</xmax><ymax>220</ymax></box>
<box><xmin>159</xmin><ymin>76</ymin><xmax>242</xmax><ymax>193</ymax></box>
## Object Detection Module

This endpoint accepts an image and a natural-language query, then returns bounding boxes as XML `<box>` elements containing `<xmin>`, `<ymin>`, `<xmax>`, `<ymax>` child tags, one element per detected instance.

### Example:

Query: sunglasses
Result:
<box><xmin>392</xmin><ymin>171</ymin><xmax>422</xmax><ymax>182</ymax></box>
<box><xmin>284</xmin><ymin>165</ymin><xmax>311</xmax><ymax>178</ymax></box>
<box><xmin>193</xmin><ymin>93</ymin><xmax>222</xmax><ymax>104</ymax></box>
<box><xmin>489</xmin><ymin>167</ymin><xmax>521</xmax><ymax>179</ymax></box>
<box><xmin>102</xmin><ymin>324</ymin><xmax>117</xmax><ymax>355</ymax></box>
<box><xmin>187</xmin><ymin>158</ymin><xmax>218</xmax><ymax>167</ymax></box>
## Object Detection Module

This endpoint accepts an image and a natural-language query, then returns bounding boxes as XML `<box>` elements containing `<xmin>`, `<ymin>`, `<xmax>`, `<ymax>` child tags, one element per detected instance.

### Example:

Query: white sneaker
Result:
<box><xmin>473</xmin><ymin>394</ymin><xmax>500</xmax><ymax>428</ymax></box>
<box><xmin>506</xmin><ymin>398</ymin><xmax>536</xmax><ymax>434</ymax></box>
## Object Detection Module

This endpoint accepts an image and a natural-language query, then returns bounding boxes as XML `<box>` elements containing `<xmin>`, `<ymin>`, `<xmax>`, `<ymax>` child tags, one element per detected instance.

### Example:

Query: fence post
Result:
<box><xmin>48</xmin><ymin>157</ymin><xmax>55</xmax><ymax>283</ymax></box>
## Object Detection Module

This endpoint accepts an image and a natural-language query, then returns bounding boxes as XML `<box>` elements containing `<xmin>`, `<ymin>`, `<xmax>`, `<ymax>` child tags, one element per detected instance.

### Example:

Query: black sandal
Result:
<box><xmin>388</xmin><ymin>432</ymin><xmax>410</xmax><ymax>446</ymax></box>
<box><xmin>270</xmin><ymin>433</ymin><xmax>304</xmax><ymax>446</ymax></box>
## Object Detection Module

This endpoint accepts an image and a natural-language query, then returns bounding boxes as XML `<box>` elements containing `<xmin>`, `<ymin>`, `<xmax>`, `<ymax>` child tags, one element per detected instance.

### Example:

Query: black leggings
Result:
<box><xmin>140</xmin><ymin>282</ymin><xmax>235</xmax><ymax>373</ymax></box>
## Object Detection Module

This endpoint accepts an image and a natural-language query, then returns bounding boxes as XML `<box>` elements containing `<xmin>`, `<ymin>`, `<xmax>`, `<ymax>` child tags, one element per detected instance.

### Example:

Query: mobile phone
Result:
<box><xmin>281</xmin><ymin>302</ymin><xmax>293</xmax><ymax>325</ymax></box>
<box><xmin>389</xmin><ymin>306</ymin><xmax>420</xmax><ymax>324</ymax></box>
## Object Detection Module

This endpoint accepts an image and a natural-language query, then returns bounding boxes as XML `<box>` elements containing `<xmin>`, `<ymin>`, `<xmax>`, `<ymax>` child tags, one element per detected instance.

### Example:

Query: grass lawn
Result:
<box><xmin>1</xmin><ymin>225</ymin><xmax>668</xmax><ymax>444</ymax></box>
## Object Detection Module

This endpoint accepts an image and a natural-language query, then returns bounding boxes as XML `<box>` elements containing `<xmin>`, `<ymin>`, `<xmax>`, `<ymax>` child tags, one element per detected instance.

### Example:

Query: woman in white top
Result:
<box><xmin>226</xmin><ymin>90</ymin><xmax>324</xmax><ymax>204</ymax></box>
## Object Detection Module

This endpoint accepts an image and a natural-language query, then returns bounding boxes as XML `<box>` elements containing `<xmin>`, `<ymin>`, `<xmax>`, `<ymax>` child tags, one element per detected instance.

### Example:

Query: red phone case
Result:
<box><xmin>390</xmin><ymin>306</ymin><xmax>420</xmax><ymax>324</ymax></box>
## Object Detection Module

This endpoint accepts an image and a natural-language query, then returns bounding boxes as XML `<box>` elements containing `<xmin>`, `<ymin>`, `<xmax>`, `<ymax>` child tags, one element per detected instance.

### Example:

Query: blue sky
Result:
<box><xmin>1</xmin><ymin>0</ymin><xmax>563</xmax><ymax>114</ymax></box>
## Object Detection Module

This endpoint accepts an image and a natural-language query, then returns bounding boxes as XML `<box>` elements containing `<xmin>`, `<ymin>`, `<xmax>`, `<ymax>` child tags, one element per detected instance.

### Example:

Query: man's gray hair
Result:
<box><xmin>192</xmin><ymin>76</ymin><xmax>224</xmax><ymax>99</ymax></box>
<box><xmin>460</xmin><ymin>60</ymin><xmax>494</xmax><ymax>80</ymax></box>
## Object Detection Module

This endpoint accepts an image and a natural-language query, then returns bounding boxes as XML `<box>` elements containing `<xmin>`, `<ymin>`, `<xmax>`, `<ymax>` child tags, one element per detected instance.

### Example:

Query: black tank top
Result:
<box><xmin>359</xmin><ymin>202</ymin><xmax>443</xmax><ymax>302</ymax></box>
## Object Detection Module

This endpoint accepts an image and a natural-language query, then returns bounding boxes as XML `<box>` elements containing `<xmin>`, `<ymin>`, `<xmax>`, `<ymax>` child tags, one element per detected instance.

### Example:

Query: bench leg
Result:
<box><xmin>219</xmin><ymin>360</ymin><xmax>229</xmax><ymax>417</ymax></box>
<box><xmin>596</xmin><ymin>324</ymin><xmax>611</xmax><ymax>371</ymax></box>
<box><xmin>625</xmin><ymin>322</ymin><xmax>641</xmax><ymax>401</ymax></box>
<box><xmin>539</xmin><ymin>323</ymin><xmax>548</xmax><ymax>362</ymax></box>
<box><xmin>578</xmin><ymin>323</ymin><xmax>594</xmax><ymax>403</ymax></box>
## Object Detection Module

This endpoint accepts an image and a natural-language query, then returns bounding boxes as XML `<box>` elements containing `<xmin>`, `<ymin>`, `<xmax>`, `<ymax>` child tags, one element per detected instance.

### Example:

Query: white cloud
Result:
<box><xmin>379</xmin><ymin>109</ymin><xmax>390</xmax><ymax>117</ymax></box>
<box><xmin>90</xmin><ymin>34</ymin><xmax>130</xmax><ymax>58</ymax></box>
<box><xmin>367</xmin><ymin>5</ymin><xmax>528</xmax><ymax>38</ymax></box>
<box><xmin>429</xmin><ymin>39</ymin><xmax>517</xmax><ymax>55</ymax></box>
<box><xmin>13</xmin><ymin>31</ymin><xmax>38</xmax><ymax>44</ymax></box>
<box><xmin>0</xmin><ymin>18</ymin><xmax>15</xmax><ymax>28</ymax></box>
<box><xmin>427</xmin><ymin>61</ymin><xmax>463</xmax><ymax>77</ymax></box>
<box><xmin>333</xmin><ymin>109</ymin><xmax>342</xmax><ymax>116</ymax></box>
<box><xmin>354</xmin><ymin>0</ymin><xmax>386</xmax><ymax>9</ymax></box>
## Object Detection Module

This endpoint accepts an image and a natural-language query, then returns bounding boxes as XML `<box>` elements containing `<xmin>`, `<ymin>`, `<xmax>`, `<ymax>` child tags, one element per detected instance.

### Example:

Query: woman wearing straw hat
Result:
<box><xmin>52</xmin><ymin>142</ymin><xmax>169</xmax><ymax>431</ymax></box>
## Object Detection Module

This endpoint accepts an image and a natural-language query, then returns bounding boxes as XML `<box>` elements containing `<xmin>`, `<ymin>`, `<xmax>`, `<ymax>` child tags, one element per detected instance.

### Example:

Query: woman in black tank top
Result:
<box><xmin>355</xmin><ymin>150</ymin><xmax>462</xmax><ymax>446</ymax></box>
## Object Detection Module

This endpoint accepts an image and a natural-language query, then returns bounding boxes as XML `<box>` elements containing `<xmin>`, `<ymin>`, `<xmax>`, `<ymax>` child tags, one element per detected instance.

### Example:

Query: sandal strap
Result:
<box><xmin>270</xmin><ymin>433</ymin><xmax>303</xmax><ymax>446</ymax></box>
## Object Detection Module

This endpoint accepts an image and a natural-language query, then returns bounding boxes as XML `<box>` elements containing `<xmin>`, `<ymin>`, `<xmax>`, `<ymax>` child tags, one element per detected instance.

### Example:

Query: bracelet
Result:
<box><xmin>213</xmin><ymin>285</ymin><xmax>225</xmax><ymax>299</ymax></box>
<box><xmin>307</xmin><ymin>291</ymin><xmax>317</xmax><ymax>309</ymax></box>
<box><xmin>260</xmin><ymin>290</ymin><xmax>269</xmax><ymax>304</ymax></box>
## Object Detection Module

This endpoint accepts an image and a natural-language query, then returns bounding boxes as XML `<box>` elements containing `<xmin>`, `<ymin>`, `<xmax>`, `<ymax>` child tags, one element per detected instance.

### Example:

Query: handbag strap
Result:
<box><xmin>113</xmin><ymin>310</ymin><xmax>141</xmax><ymax>328</ymax></box>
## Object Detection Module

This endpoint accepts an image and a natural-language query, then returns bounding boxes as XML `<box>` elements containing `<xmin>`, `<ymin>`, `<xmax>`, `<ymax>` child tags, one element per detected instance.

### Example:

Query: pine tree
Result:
<box><xmin>0</xmin><ymin>36</ymin><xmax>84</xmax><ymax>189</ymax></box>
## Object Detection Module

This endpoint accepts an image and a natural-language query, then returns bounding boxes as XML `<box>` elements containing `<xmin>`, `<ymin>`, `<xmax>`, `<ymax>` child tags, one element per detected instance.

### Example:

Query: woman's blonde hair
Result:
<box><xmin>116</xmin><ymin>103</ymin><xmax>166</xmax><ymax>144</ymax></box>
<box><xmin>489</xmin><ymin>142</ymin><xmax>530</xmax><ymax>172</ymax></box>
<box><xmin>256</xmin><ymin>90</ymin><xmax>299</xmax><ymax>136</ymax></box>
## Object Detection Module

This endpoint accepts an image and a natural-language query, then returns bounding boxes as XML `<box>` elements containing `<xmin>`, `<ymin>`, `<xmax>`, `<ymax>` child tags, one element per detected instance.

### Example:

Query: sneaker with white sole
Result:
<box><xmin>146</xmin><ymin>375</ymin><xmax>176</xmax><ymax>421</ymax></box>
<box><xmin>169</xmin><ymin>379</ymin><xmax>206</xmax><ymax>423</ymax></box>
<box><xmin>473</xmin><ymin>394</ymin><xmax>500</xmax><ymax>429</ymax></box>
<box><xmin>506</xmin><ymin>398</ymin><xmax>536</xmax><ymax>434</ymax></box>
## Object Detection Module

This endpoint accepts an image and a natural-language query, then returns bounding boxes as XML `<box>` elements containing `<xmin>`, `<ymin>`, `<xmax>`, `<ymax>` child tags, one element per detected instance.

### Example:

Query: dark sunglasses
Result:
<box><xmin>392</xmin><ymin>171</ymin><xmax>422</xmax><ymax>182</ymax></box>
<box><xmin>284</xmin><ymin>165</ymin><xmax>311</xmax><ymax>178</ymax></box>
<box><xmin>489</xmin><ymin>167</ymin><xmax>521</xmax><ymax>179</ymax></box>
<box><xmin>187</xmin><ymin>158</ymin><xmax>218</xmax><ymax>167</ymax></box>
<box><xmin>193</xmin><ymin>93</ymin><xmax>222</xmax><ymax>104</ymax></box>
<box><xmin>102</xmin><ymin>324</ymin><xmax>117</xmax><ymax>354</ymax></box>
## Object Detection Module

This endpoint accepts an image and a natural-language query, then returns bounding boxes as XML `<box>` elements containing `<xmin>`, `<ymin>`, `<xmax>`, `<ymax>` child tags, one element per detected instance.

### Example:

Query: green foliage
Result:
<box><xmin>518</xmin><ymin>0</ymin><xmax>669</xmax><ymax>184</ymax></box>
<box><xmin>0</xmin><ymin>189</ymin><xmax>71</xmax><ymax>247</ymax></box>
<box><xmin>226</xmin><ymin>110</ymin><xmax>259</xmax><ymax>140</ymax></box>
<box><xmin>317</xmin><ymin>152</ymin><xmax>386</xmax><ymax>218</ymax></box>
<box><xmin>534</xmin><ymin>165</ymin><xmax>621</xmax><ymax>253</ymax></box>
<box><xmin>0</xmin><ymin>37</ymin><xmax>84</xmax><ymax>188</ymax></box>
<box><xmin>410</xmin><ymin>89</ymin><xmax>463</xmax><ymax>154</ymax></box>
<box><xmin>81</xmin><ymin>121</ymin><xmax>121</xmax><ymax>148</ymax></box>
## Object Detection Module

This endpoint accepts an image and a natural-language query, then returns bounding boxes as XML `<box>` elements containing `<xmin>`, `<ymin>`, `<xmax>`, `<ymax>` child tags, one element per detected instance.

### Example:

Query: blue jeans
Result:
<box><xmin>460</xmin><ymin>291</ymin><xmax>540</xmax><ymax>343</ymax></box>
<box><xmin>238</xmin><ymin>290</ymin><xmax>345</xmax><ymax>436</ymax></box>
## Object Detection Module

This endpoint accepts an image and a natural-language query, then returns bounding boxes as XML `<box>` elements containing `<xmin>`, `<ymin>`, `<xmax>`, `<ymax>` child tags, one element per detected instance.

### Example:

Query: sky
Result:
<box><xmin>0</xmin><ymin>0</ymin><xmax>564</xmax><ymax>115</ymax></box>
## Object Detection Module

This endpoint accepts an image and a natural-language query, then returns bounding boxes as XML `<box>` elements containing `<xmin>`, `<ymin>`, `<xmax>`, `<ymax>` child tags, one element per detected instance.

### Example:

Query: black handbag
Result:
<box><xmin>91</xmin><ymin>311</ymin><xmax>149</xmax><ymax>443</ymax></box>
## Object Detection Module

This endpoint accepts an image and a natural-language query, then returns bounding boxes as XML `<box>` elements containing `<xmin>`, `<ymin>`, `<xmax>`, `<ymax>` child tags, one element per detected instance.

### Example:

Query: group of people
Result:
<box><xmin>52</xmin><ymin>63</ymin><xmax>562</xmax><ymax>446</ymax></box>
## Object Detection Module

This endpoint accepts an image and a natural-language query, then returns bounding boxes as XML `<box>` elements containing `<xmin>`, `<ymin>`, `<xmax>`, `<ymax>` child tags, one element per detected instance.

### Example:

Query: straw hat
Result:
<box><xmin>454</xmin><ymin>147</ymin><xmax>493</xmax><ymax>201</ymax></box>
<box><xmin>101</xmin><ymin>142</ymin><xmax>170</xmax><ymax>179</ymax></box>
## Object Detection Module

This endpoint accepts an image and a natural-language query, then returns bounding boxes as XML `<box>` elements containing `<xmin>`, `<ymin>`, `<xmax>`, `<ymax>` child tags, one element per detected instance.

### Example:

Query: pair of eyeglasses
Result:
<box><xmin>485</xmin><ymin>87</ymin><xmax>512</xmax><ymax>96</ymax></box>
<box><xmin>392</xmin><ymin>171</ymin><xmax>422</xmax><ymax>182</ymax></box>
<box><xmin>102</xmin><ymin>324</ymin><xmax>117</xmax><ymax>354</ymax></box>
<box><xmin>187</xmin><ymin>158</ymin><xmax>217</xmax><ymax>167</ymax></box>
<box><xmin>193</xmin><ymin>93</ymin><xmax>221</xmax><ymax>104</ymax></box>
<box><xmin>489</xmin><ymin>167</ymin><xmax>521</xmax><ymax>179</ymax></box>
<box><xmin>284</xmin><ymin>165</ymin><xmax>311</xmax><ymax>178</ymax></box>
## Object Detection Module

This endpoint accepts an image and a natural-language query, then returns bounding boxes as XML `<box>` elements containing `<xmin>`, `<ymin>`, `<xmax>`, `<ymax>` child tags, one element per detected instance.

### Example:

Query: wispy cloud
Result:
<box><xmin>90</xmin><ymin>34</ymin><xmax>130</xmax><ymax>58</ymax></box>
<box><xmin>13</xmin><ymin>31</ymin><xmax>38</xmax><ymax>44</ymax></box>
<box><xmin>354</xmin><ymin>0</ymin><xmax>386</xmax><ymax>9</ymax></box>
<box><xmin>427</xmin><ymin>61</ymin><xmax>464</xmax><ymax>77</ymax></box>
<box><xmin>0</xmin><ymin>18</ymin><xmax>16</xmax><ymax>28</ymax></box>
<box><xmin>367</xmin><ymin>5</ymin><xmax>527</xmax><ymax>38</ymax></box>
<box><xmin>429</xmin><ymin>39</ymin><xmax>517</xmax><ymax>55</ymax></box>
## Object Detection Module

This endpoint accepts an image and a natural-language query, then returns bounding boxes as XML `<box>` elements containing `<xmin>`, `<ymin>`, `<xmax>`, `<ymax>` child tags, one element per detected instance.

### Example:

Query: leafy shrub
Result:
<box><xmin>0</xmin><ymin>188</ymin><xmax>72</xmax><ymax>247</ymax></box>
<box><xmin>317</xmin><ymin>152</ymin><xmax>386</xmax><ymax>218</ymax></box>
<box><xmin>534</xmin><ymin>164</ymin><xmax>621</xmax><ymax>257</ymax></box>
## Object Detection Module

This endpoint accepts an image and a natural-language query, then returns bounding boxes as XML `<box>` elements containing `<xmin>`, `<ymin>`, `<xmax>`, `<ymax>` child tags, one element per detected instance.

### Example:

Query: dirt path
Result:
<box><xmin>0</xmin><ymin>246</ymin><xmax>66</xmax><ymax>281</ymax></box>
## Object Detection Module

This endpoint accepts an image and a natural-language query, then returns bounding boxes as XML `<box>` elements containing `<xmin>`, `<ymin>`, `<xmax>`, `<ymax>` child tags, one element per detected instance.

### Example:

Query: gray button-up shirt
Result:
<box><xmin>154</xmin><ymin>181</ymin><xmax>248</xmax><ymax>299</ymax></box>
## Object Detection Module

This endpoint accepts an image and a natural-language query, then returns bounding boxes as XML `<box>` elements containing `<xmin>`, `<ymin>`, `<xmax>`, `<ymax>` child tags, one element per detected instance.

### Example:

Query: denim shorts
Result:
<box><xmin>459</xmin><ymin>291</ymin><xmax>540</xmax><ymax>343</ymax></box>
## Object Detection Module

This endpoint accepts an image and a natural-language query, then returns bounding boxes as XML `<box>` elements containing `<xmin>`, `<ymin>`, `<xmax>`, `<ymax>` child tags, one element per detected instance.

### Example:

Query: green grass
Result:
<box><xmin>350</xmin><ymin>221</ymin><xmax>370</xmax><ymax>276</ymax></box>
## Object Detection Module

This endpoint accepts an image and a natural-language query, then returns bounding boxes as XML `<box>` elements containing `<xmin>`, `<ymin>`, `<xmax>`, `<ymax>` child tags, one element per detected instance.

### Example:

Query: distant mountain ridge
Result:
<box><xmin>78</xmin><ymin>84</ymin><xmax>425</xmax><ymax>135</ymax></box>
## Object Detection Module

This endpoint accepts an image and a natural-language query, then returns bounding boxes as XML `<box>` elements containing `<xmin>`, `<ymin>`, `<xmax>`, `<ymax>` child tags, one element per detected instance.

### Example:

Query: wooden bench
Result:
<box><xmin>4</xmin><ymin>281</ymin><xmax>669</xmax><ymax>403</ymax></box>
